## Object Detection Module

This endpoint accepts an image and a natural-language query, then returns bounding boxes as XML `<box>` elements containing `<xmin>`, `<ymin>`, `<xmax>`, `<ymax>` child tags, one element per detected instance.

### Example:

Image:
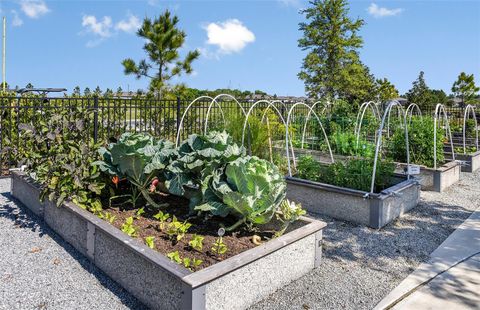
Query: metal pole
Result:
<box><xmin>2</xmin><ymin>17</ymin><xmax>5</xmax><ymax>92</ymax></box>
<box><xmin>93</xmin><ymin>96</ymin><xmax>99</xmax><ymax>143</ymax></box>
<box><xmin>176</xmin><ymin>96</ymin><xmax>181</xmax><ymax>136</ymax></box>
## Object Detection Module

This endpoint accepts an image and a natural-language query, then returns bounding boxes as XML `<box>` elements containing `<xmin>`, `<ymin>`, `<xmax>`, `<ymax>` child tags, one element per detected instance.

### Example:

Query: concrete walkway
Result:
<box><xmin>375</xmin><ymin>208</ymin><xmax>480</xmax><ymax>310</ymax></box>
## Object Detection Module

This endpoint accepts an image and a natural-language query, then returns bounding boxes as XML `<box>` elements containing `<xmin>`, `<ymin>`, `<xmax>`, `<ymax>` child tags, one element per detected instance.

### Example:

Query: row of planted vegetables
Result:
<box><xmin>16</xmin><ymin>108</ymin><xmax>305</xmax><ymax>271</ymax></box>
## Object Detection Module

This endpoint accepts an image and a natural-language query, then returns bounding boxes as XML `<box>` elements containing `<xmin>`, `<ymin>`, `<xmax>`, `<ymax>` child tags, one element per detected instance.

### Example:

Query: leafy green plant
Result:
<box><xmin>165</xmin><ymin>216</ymin><xmax>192</xmax><ymax>241</ymax></box>
<box><xmin>389</xmin><ymin>116</ymin><xmax>444</xmax><ymax>168</ymax></box>
<box><xmin>166</xmin><ymin>251</ymin><xmax>182</xmax><ymax>264</ymax></box>
<box><xmin>182</xmin><ymin>257</ymin><xmax>203</xmax><ymax>270</ymax></box>
<box><xmin>188</xmin><ymin>234</ymin><xmax>204</xmax><ymax>251</ymax></box>
<box><xmin>145</xmin><ymin>236</ymin><xmax>155</xmax><ymax>249</ymax></box>
<box><xmin>197</xmin><ymin>156</ymin><xmax>287</xmax><ymax>231</ymax></box>
<box><xmin>121</xmin><ymin>216</ymin><xmax>137</xmax><ymax>237</ymax></box>
<box><xmin>100</xmin><ymin>211</ymin><xmax>116</xmax><ymax>224</ymax></box>
<box><xmin>153</xmin><ymin>210</ymin><xmax>170</xmax><ymax>230</ymax></box>
<box><xmin>166</xmin><ymin>251</ymin><xmax>203</xmax><ymax>271</ymax></box>
<box><xmin>165</xmin><ymin>131</ymin><xmax>245</xmax><ymax>206</ymax></box>
<box><xmin>211</xmin><ymin>236</ymin><xmax>228</xmax><ymax>255</ymax></box>
<box><xmin>94</xmin><ymin>132</ymin><xmax>177</xmax><ymax>208</ymax></box>
<box><xmin>135</xmin><ymin>207</ymin><xmax>145</xmax><ymax>218</ymax></box>
<box><xmin>328</xmin><ymin>132</ymin><xmax>375</xmax><ymax>157</ymax></box>
<box><xmin>296</xmin><ymin>155</ymin><xmax>395</xmax><ymax>192</ymax></box>
<box><xmin>275</xmin><ymin>199</ymin><xmax>307</xmax><ymax>237</ymax></box>
<box><xmin>16</xmin><ymin>108</ymin><xmax>105</xmax><ymax>212</ymax></box>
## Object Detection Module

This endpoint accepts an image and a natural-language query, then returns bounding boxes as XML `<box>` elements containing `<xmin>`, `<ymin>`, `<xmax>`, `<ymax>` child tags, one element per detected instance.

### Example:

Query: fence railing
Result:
<box><xmin>0</xmin><ymin>96</ymin><xmax>477</xmax><ymax>173</ymax></box>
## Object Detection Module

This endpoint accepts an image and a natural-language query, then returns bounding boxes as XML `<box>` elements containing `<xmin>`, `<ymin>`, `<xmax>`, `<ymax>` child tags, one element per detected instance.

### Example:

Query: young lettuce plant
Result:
<box><xmin>94</xmin><ymin>132</ymin><xmax>177</xmax><ymax>208</ymax></box>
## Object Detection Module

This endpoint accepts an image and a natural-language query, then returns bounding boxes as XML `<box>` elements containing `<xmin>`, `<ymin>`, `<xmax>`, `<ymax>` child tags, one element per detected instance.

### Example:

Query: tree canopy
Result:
<box><xmin>122</xmin><ymin>10</ymin><xmax>200</xmax><ymax>98</ymax></box>
<box><xmin>298</xmin><ymin>0</ymin><xmax>374</xmax><ymax>103</ymax></box>
<box><xmin>452</xmin><ymin>72</ymin><xmax>479</xmax><ymax>105</ymax></box>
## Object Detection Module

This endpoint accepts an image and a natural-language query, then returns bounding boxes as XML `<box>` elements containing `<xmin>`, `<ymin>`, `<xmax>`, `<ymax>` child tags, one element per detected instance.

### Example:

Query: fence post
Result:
<box><xmin>176</xmin><ymin>96</ymin><xmax>181</xmax><ymax>136</ymax></box>
<box><xmin>93</xmin><ymin>96</ymin><xmax>99</xmax><ymax>143</ymax></box>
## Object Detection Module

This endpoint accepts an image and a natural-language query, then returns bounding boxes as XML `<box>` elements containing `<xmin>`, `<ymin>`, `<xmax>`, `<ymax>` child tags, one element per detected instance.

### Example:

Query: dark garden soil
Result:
<box><xmin>103</xmin><ymin>190</ymin><xmax>273</xmax><ymax>272</ymax></box>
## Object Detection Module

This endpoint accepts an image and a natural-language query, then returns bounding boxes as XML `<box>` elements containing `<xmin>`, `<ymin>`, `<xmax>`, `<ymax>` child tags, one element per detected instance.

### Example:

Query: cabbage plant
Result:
<box><xmin>197</xmin><ymin>156</ymin><xmax>288</xmax><ymax>231</ymax></box>
<box><xmin>164</xmin><ymin>131</ymin><xmax>245</xmax><ymax>206</ymax></box>
<box><xmin>94</xmin><ymin>132</ymin><xmax>177</xmax><ymax>208</ymax></box>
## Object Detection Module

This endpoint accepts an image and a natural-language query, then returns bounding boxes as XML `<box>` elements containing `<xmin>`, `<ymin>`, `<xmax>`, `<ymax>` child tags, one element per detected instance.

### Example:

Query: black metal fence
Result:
<box><xmin>0</xmin><ymin>95</ymin><xmax>477</xmax><ymax>173</ymax></box>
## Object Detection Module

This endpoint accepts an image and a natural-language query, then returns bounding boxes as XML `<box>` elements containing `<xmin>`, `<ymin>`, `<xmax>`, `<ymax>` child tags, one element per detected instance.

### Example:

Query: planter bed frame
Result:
<box><xmin>395</xmin><ymin>161</ymin><xmax>461</xmax><ymax>192</ymax></box>
<box><xmin>453</xmin><ymin>151</ymin><xmax>480</xmax><ymax>173</ymax></box>
<box><xmin>11</xmin><ymin>171</ymin><xmax>326</xmax><ymax>310</ymax></box>
<box><xmin>285</xmin><ymin>175</ymin><xmax>420</xmax><ymax>229</ymax></box>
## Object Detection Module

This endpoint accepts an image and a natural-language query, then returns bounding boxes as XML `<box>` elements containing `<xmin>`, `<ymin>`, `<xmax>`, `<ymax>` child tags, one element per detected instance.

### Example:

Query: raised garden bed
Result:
<box><xmin>11</xmin><ymin>170</ymin><xmax>326</xmax><ymax>310</ymax></box>
<box><xmin>456</xmin><ymin>151</ymin><xmax>480</xmax><ymax>173</ymax></box>
<box><xmin>395</xmin><ymin>161</ymin><xmax>461</xmax><ymax>192</ymax></box>
<box><xmin>285</xmin><ymin>174</ymin><xmax>420</xmax><ymax>229</ymax></box>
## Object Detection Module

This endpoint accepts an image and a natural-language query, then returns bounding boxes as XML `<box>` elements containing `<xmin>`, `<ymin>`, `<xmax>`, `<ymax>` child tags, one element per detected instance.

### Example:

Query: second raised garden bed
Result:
<box><xmin>395</xmin><ymin>161</ymin><xmax>461</xmax><ymax>192</ymax></box>
<box><xmin>11</xmin><ymin>171</ymin><xmax>326</xmax><ymax>310</ymax></box>
<box><xmin>285</xmin><ymin>174</ymin><xmax>420</xmax><ymax>229</ymax></box>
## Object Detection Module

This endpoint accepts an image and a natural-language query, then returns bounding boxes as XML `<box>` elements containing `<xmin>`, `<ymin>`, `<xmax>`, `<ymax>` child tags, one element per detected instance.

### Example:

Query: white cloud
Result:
<box><xmin>115</xmin><ymin>14</ymin><xmax>141</xmax><ymax>33</ymax></box>
<box><xmin>20</xmin><ymin>0</ymin><xmax>50</xmax><ymax>19</ymax></box>
<box><xmin>278</xmin><ymin>0</ymin><xmax>302</xmax><ymax>8</ymax></box>
<box><xmin>367</xmin><ymin>3</ymin><xmax>403</xmax><ymax>18</ymax></box>
<box><xmin>204</xmin><ymin>19</ymin><xmax>255</xmax><ymax>54</ymax></box>
<box><xmin>82</xmin><ymin>15</ymin><xmax>113</xmax><ymax>38</ymax></box>
<box><xmin>12</xmin><ymin>10</ymin><xmax>24</xmax><ymax>27</ymax></box>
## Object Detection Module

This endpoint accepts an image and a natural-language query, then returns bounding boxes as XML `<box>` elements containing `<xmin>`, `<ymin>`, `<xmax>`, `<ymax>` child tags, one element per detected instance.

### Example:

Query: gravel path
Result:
<box><xmin>250</xmin><ymin>171</ymin><xmax>480</xmax><ymax>310</ymax></box>
<box><xmin>0</xmin><ymin>178</ymin><xmax>146</xmax><ymax>310</ymax></box>
<box><xmin>1</xmin><ymin>171</ymin><xmax>479</xmax><ymax>310</ymax></box>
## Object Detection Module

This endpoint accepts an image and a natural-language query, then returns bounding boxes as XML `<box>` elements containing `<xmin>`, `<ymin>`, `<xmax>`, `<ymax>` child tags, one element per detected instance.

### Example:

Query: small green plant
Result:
<box><xmin>103</xmin><ymin>212</ymin><xmax>116</xmax><ymax>224</ymax></box>
<box><xmin>165</xmin><ymin>216</ymin><xmax>192</xmax><ymax>241</ymax></box>
<box><xmin>121</xmin><ymin>216</ymin><xmax>137</xmax><ymax>237</ymax></box>
<box><xmin>145</xmin><ymin>236</ymin><xmax>155</xmax><ymax>249</ymax></box>
<box><xmin>183</xmin><ymin>257</ymin><xmax>203</xmax><ymax>270</ymax></box>
<box><xmin>275</xmin><ymin>199</ymin><xmax>307</xmax><ymax>237</ymax></box>
<box><xmin>188</xmin><ymin>234</ymin><xmax>204</xmax><ymax>251</ymax></box>
<box><xmin>166</xmin><ymin>251</ymin><xmax>182</xmax><ymax>264</ymax></box>
<box><xmin>166</xmin><ymin>251</ymin><xmax>203</xmax><ymax>271</ymax></box>
<box><xmin>153</xmin><ymin>210</ymin><xmax>170</xmax><ymax>230</ymax></box>
<box><xmin>135</xmin><ymin>207</ymin><xmax>145</xmax><ymax>218</ymax></box>
<box><xmin>211</xmin><ymin>237</ymin><xmax>228</xmax><ymax>255</ymax></box>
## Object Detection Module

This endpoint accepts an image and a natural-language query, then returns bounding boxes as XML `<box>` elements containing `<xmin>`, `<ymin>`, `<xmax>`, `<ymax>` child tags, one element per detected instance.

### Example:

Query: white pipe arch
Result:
<box><xmin>354</xmin><ymin>101</ymin><xmax>381</xmax><ymax>148</ymax></box>
<box><xmin>370</xmin><ymin>100</ymin><xmax>410</xmax><ymax>193</ymax></box>
<box><xmin>240</xmin><ymin>99</ymin><xmax>296</xmax><ymax>165</ymax></box>
<box><xmin>300</xmin><ymin>100</ymin><xmax>328</xmax><ymax>149</ymax></box>
<box><xmin>405</xmin><ymin>103</ymin><xmax>422</xmax><ymax>125</ymax></box>
<box><xmin>386</xmin><ymin>102</ymin><xmax>405</xmax><ymax>138</ymax></box>
<box><xmin>286</xmin><ymin>102</ymin><xmax>334</xmax><ymax>177</ymax></box>
<box><xmin>463</xmin><ymin>104</ymin><xmax>478</xmax><ymax>154</ymax></box>
<box><xmin>175</xmin><ymin>96</ymin><xmax>220</xmax><ymax>147</ymax></box>
<box><xmin>433</xmin><ymin>103</ymin><xmax>455</xmax><ymax>170</ymax></box>
<box><xmin>203</xmin><ymin>93</ymin><xmax>247</xmax><ymax>135</ymax></box>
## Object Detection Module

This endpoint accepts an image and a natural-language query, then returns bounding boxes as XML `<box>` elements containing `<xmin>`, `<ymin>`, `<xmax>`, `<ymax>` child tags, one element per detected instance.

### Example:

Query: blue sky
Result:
<box><xmin>1</xmin><ymin>0</ymin><xmax>479</xmax><ymax>96</ymax></box>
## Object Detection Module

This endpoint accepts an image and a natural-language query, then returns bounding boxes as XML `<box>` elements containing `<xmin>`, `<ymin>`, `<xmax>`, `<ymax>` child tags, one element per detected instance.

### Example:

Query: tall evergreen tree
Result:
<box><xmin>122</xmin><ymin>10</ymin><xmax>200</xmax><ymax>97</ymax></box>
<box><xmin>374</xmin><ymin>78</ymin><xmax>399</xmax><ymax>102</ymax></box>
<box><xmin>452</xmin><ymin>72</ymin><xmax>479</xmax><ymax>105</ymax></box>
<box><xmin>406</xmin><ymin>71</ymin><xmax>434</xmax><ymax>109</ymax></box>
<box><xmin>298</xmin><ymin>0</ymin><xmax>373</xmax><ymax>102</ymax></box>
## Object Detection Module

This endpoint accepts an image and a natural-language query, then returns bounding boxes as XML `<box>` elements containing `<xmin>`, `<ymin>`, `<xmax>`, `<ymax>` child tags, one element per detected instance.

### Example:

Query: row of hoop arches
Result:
<box><xmin>175</xmin><ymin>95</ymin><xmax>478</xmax><ymax>193</ymax></box>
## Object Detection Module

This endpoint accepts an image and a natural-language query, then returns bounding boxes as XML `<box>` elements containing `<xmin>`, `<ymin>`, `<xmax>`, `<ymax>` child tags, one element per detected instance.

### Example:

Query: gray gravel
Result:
<box><xmin>1</xmin><ymin>171</ymin><xmax>479</xmax><ymax>310</ymax></box>
<box><xmin>250</xmin><ymin>170</ymin><xmax>480</xmax><ymax>310</ymax></box>
<box><xmin>0</xmin><ymin>178</ymin><xmax>146</xmax><ymax>310</ymax></box>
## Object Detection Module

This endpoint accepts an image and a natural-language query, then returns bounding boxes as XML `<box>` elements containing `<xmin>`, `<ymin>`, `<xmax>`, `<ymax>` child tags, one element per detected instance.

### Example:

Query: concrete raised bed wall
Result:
<box><xmin>456</xmin><ymin>151</ymin><xmax>480</xmax><ymax>173</ymax></box>
<box><xmin>395</xmin><ymin>161</ymin><xmax>461</xmax><ymax>192</ymax></box>
<box><xmin>286</xmin><ymin>176</ymin><xmax>420</xmax><ymax>229</ymax></box>
<box><xmin>11</xmin><ymin>171</ymin><xmax>326</xmax><ymax>310</ymax></box>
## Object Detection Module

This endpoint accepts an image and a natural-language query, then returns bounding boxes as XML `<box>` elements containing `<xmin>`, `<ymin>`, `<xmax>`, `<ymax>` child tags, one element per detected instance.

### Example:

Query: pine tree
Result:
<box><xmin>122</xmin><ymin>10</ymin><xmax>199</xmax><ymax>98</ymax></box>
<box><xmin>298</xmin><ymin>0</ymin><xmax>374</xmax><ymax>102</ymax></box>
<box><xmin>452</xmin><ymin>72</ymin><xmax>479</xmax><ymax>106</ymax></box>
